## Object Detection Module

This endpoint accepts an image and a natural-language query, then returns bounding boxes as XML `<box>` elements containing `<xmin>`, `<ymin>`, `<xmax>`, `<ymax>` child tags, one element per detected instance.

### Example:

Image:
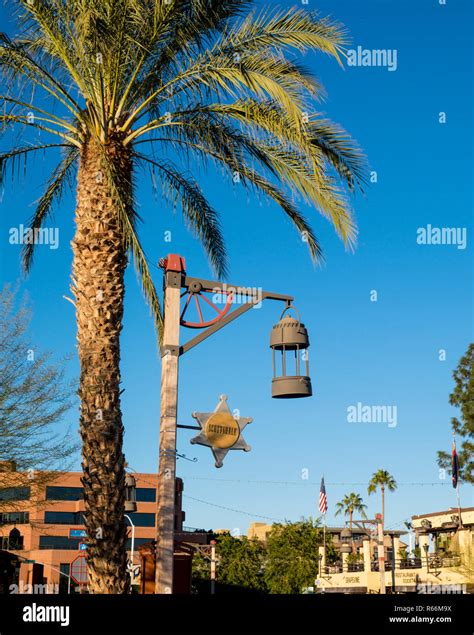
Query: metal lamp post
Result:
<box><xmin>423</xmin><ymin>543</ymin><xmax>429</xmax><ymax>572</ymax></box>
<box><xmin>124</xmin><ymin>472</ymin><xmax>137</xmax><ymax>589</ymax></box>
<box><xmin>210</xmin><ymin>540</ymin><xmax>217</xmax><ymax>595</ymax></box>
<box><xmin>155</xmin><ymin>254</ymin><xmax>312</xmax><ymax>593</ymax></box>
<box><xmin>124</xmin><ymin>514</ymin><xmax>136</xmax><ymax>579</ymax></box>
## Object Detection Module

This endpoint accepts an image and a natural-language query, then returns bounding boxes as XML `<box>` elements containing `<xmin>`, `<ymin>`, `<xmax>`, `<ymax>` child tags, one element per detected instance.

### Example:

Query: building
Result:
<box><xmin>247</xmin><ymin>521</ymin><xmax>407</xmax><ymax>562</ymax></box>
<box><xmin>315</xmin><ymin>507</ymin><xmax>474</xmax><ymax>594</ymax></box>
<box><xmin>0</xmin><ymin>466</ymin><xmax>187</xmax><ymax>592</ymax></box>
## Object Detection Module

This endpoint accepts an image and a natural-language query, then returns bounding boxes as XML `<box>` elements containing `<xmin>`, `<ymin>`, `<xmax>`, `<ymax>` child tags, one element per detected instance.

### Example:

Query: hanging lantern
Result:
<box><xmin>270</xmin><ymin>306</ymin><xmax>312</xmax><ymax>398</ymax></box>
<box><xmin>124</xmin><ymin>473</ymin><xmax>137</xmax><ymax>513</ymax></box>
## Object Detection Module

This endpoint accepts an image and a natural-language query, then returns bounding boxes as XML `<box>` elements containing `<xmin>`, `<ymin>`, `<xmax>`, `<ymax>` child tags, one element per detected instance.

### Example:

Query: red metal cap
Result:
<box><xmin>163</xmin><ymin>254</ymin><xmax>186</xmax><ymax>273</ymax></box>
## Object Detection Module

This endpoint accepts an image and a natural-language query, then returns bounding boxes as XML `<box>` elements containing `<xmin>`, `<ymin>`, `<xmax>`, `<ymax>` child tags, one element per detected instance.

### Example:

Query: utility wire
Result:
<box><xmin>179</xmin><ymin>476</ymin><xmax>451</xmax><ymax>487</ymax></box>
<box><xmin>183</xmin><ymin>494</ymin><xmax>284</xmax><ymax>523</ymax></box>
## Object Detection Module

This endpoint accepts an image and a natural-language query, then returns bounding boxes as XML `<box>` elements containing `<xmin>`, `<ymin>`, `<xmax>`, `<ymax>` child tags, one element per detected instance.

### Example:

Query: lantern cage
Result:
<box><xmin>270</xmin><ymin>306</ymin><xmax>312</xmax><ymax>399</ymax></box>
<box><xmin>124</xmin><ymin>473</ymin><xmax>137</xmax><ymax>513</ymax></box>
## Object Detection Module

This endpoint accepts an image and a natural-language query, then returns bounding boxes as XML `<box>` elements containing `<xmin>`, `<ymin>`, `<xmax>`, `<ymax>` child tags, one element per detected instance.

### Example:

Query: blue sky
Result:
<box><xmin>1</xmin><ymin>0</ymin><xmax>472</xmax><ymax>535</ymax></box>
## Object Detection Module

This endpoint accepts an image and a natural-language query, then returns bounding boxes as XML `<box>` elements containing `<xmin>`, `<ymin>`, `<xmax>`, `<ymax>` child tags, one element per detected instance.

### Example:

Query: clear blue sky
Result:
<box><xmin>1</xmin><ymin>0</ymin><xmax>472</xmax><ymax>535</ymax></box>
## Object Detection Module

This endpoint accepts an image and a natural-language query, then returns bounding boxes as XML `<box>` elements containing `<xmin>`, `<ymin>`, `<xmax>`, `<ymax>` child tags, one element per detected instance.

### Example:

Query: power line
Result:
<box><xmin>179</xmin><ymin>476</ymin><xmax>452</xmax><ymax>487</ymax></box>
<box><xmin>183</xmin><ymin>495</ymin><xmax>284</xmax><ymax>523</ymax></box>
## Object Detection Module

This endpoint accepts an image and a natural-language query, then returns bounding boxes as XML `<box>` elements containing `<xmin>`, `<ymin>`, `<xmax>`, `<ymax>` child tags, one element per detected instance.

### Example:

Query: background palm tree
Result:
<box><xmin>368</xmin><ymin>469</ymin><xmax>397</xmax><ymax>526</ymax></box>
<box><xmin>335</xmin><ymin>492</ymin><xmax>367</xmax><ymax>531</ymax></box>
<box><xmin>1</xmin><ymin>1</ymin><xmax>367</xmax><ymax>593</ymax></box>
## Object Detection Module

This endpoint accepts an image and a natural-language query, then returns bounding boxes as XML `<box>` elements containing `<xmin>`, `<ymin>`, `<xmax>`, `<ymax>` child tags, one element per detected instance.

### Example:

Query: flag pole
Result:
<box><xmin>453</xmin><ymin>432</ymin><xmax>463</xmax><ymax>527</ymax></box>
<box><xmin>323</xmin><ymin>512</ymin><xmax>326</xmax><ymax>560</ymax></box>
<box><xmin>456</xmin><ymin>483</ymin><xmax>463</xmax><ymax>527</ymax></box>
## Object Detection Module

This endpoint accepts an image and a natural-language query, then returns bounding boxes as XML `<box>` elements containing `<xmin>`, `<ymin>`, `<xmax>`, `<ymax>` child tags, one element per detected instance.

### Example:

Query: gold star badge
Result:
<box><xmin>190</xmin><ymin>395</ymin><xmax>252</xmax><ymax>468</ymax></box>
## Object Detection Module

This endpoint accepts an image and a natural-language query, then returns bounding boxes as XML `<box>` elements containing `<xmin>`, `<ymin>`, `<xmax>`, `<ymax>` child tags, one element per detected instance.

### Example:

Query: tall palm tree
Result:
<box><xmin>335</xmin><ymin>492</ymin><xmax>367</xmax><ymax>531</ymax></box>
<box><xmin>1</xmin><ymin>1</ymin><xmax>367</xmax><ymax>593</ymax></box>
<box><xmin>368</xmin><ymin>469</ymin><xmax>397</xmax><ymax>526</ymax></box>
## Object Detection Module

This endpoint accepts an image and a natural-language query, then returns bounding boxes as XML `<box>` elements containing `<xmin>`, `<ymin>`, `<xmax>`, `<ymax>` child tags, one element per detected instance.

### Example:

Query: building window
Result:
<box><xmin>45</xmin><ymin>487</ymin><xmax>83</xmax><ymax>501</ymax></box>
<box><xmin>39</xmin><ymin>536</ymin><xmax>81</xmax><ymax>550</ymax></box>
<box><xmin>0</xmin><ymin>487</ymin><xmax>30</xmax><ymax>502</ymax></box>
<box><xmin>127</xmin><ymin>513</ymin><xmax>155</xmax><ymax>527</ymax></box>
<box><xmin>0</xmin><ymin>511</ymin><xmax>29</xmax><ymax>525</ymax></box>
<box><xmin>44</xmin><ymin>511</ymin><xmax>84</xmax><ymax>525</ymax></box>
<box><xmin>1</xmin><ymin>533</ymin><xmax>24</xmax><ymax>550</ymax></box>
<box><xmin>135</xmin><ymin>488</ymin><xmax>156</xmax><ymax>502</ymax></box>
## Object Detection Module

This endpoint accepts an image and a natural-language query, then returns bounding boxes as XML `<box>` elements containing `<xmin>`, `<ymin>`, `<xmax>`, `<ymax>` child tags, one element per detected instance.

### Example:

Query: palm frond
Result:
<box><xmin>0</xmin><ymin>113</ymin><xmax>80</xmax><ymax>146</ymax></box>
<box><xmin>22</xmin><ymin>145</ymin><xmax>79</xmax><ymax>272</ymax></box>
<box><xmin>0</xmin><ymin>143</ymin><xmax>72</xmax><ymax>186</ymax></box>
<box><xmin>134</xmin><ymin>151</ymin><xmax>228</xmax><ymax>278</ymax></box>
<box><xmin>0</xmin><ymin>32</ymin><xmax>81</xmax><ymax>116</ymax></box>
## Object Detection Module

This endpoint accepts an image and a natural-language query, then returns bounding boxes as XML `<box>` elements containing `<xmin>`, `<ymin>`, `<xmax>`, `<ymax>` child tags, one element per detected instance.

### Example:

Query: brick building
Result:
<box><xmin>0</xmin><ymin>467</ymin><xmax>186</xmax><ymax>592</ymax></box>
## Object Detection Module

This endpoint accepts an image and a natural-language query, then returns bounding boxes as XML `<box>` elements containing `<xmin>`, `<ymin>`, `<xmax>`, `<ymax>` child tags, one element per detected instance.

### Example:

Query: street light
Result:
<box><xmin>210</xmin><ymin>540</ymin><xmax>216</xmax><ymax>595</ymax></box>
<box><xmin>124</xmin><ymin>473</ymin><xmax>137</xmax><ymax>513</ymax></box>
<box><xmin>270</xmin><ymin>306</ymin><xmax>312</xmax><ymax>398</ymax></box>
<box><xmin>423</xmin><ymin>543</ymin><xmax>429</xmax><ymax>571</ymax></box>
<box><xmin>124</xmin><ymin>514</ymin><xmax>136</xmax><ymax>587</ymax></box>
<box><xmin>155</xmin><ymin>254</ymin><xmax>312</xmax><ymax>593</ymax></box>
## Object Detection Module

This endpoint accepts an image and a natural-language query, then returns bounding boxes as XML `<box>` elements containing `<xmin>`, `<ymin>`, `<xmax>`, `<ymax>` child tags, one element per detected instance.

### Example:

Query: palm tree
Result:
<box><xmin>1</xmin><ymin>1</ymin><xmax>367</xmax><ymax>593</ymax></box>
<box><xmin>335</xmin><ymin>493</ymin><xmax>367</xmax><ymax>530</ymax></box>
<box><xmin>368</xmin><ymin>470</ymin><xmax>397</xmax><ymax>526</ymax></box>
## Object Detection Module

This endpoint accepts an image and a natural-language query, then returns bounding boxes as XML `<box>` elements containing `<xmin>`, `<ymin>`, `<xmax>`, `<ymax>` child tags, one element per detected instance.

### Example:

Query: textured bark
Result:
<box><xmin>72</xmin><ymin>137</ymin><xmax>130</xmax><ymax>594</ymax></box>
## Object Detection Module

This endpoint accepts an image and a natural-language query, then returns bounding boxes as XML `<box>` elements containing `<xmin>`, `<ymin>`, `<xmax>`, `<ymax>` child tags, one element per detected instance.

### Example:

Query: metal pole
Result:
<box><xmin>390</xmin><ymin>534</ymin><xmax>396</xmax><ymax>593</ymax></box>
<box><xmin>377</xmin><ymin>515</ymin><xmax>386</xmax><ymax>594</ymax></box>
<box><xmin>453</xmin><ymin>434</ymin><xmax>464</xmax><ymax>528</ymax></box>
<box><xmin>456</xmin><ymin>484</ymin><xmax>463</xmax><ymax>527</ymax></box>
<box><xmin>155</xmin><ymin>262</ymin><xmax>182</xmax><ymax>593</ymax></box>
<box><xmin>67</xmin><ymin>572</ymin><xmax>71</xmax><ymax>595</ymax></box>
<box><xmin>210</xmin><ymin>540</ymin><xmax>216</xmax><ymax>594</ymax></box>
<box><xmin>124</xmin><ymin>514</ymin><xmax>136</xmax><ymax>584</ymax></box>
<box><xmin>323</xmin><ymin>515</ymin><xmax>326</xmax><ymax>568</ymax></box>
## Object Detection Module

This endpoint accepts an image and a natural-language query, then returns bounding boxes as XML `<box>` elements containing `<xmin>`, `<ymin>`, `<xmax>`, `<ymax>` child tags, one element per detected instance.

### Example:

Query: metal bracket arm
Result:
<box><xmin>180</xmin><ymin>289</ymin><xmax>293</xmax><ymax>356</ymax></box>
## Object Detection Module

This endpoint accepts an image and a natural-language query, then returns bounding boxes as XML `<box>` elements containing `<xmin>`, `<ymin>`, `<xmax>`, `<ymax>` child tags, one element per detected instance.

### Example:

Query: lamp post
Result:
<box><xmin>124</xmin><ymin>515</ymin><xmax>136</xmax><ymax>578</ymax></box>
<box><xmin>210</xmin><ymin>540</ymin><xmax>217</xmax><ymax>595</ymax></box>
<box><xmin>155</xmin><ymin>254</ymin><xmax>312</xmax><ymax>593</ymax></box>
<box><xmin>124</xmin><ymin>472</ymin><xmax>137</xmax><ymax>589</ymax></box>
<box><xmin>375</xmin><ymin>513</ymin><xmax>386</xmax><ymax>594</ymax></box>
<box><xmin>423</xmin><ymin>543</ymin><xmax>429</xmax><ymax>573</ymax></box>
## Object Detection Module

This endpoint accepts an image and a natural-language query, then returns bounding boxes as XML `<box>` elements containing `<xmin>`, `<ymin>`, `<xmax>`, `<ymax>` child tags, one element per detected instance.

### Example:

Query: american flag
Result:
<box><xmin>319</xmin><ymin>476</ymin><xmax>328</xmax><ymax>514</ymax></box>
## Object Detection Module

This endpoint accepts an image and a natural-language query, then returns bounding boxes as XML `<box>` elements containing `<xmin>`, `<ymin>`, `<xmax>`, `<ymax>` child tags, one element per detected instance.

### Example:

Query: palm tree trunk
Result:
<box><xmin>381</xmin><ymin>486</ymin><xmax>385</xmax><ymax>528</ymax></box>
<box><xmin>72</xmin><ymin>137</ymin><xmax>130</xmax><ymax>594</ymax></box>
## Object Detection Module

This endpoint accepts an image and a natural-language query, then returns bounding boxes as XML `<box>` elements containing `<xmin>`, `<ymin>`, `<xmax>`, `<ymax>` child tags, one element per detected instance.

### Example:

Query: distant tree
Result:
<box><xmin>192</xmin><ymin>532</ymin><xmax>266</xmax><ymax>592</ymax></box>
<box><xmin>437</xmin><ymin>344</ymin><xmax>474</xmax><ymax>483</ymax></box>
<box><xmin>0</xmin><ymin>285</ymin><xmax>77</xmax><ymax>510</ymax></box>
<box><xmin>215</xmin><ymin>533</ymin><xmax>267</xmax><ymax>592</ymax></box>
<box><xmin>367</xmin><ymin>470</ymin><xmax>397</xmax><ymax>526</ymax></box>
<box><xmin>334</xmin><ymin>492</ymin><xmax>367</xmax><ymax>530</ymax></box>
<box><xmin>264</xmin><ymin>519</ymin><xmax>323</xmax><ymax>594</ymax></box>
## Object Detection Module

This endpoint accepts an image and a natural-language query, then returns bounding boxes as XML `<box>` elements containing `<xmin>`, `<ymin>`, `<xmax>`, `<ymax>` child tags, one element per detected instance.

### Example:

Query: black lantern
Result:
<box><xmin>270</xmin><ymin>306</ymin><xmax>312</xmax><ymax>398</ymax></box>
<box><xmin>125</xmin><ymin>473</ymin><xmax>137</xmax><ymax>513</ymax></box>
